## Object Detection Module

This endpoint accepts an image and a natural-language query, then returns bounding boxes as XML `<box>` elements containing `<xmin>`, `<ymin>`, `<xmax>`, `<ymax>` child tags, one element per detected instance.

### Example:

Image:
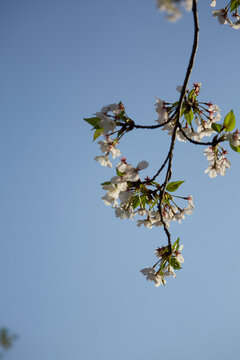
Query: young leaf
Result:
<box><xmin>101</xmin><ymin>181</ymin><xmax>111</xmax><ymax>186</ymax></box>
<box><xmin>185</xmin><ymin>109</ymin><xmax>193</xmax><ymax>125</ymax></box>
<box><xmin>149</xmin><ymin>195</ymin><xmax>159</xmax><ymax>210</ymax></box>
<box><xmin>211</xmin><ymin>123</ymin><xmax>222</xmax><ymax>133</ymax></box>
<box><xmin>93</xmin><ymin>128</ymin><xmax>103</xmax><ymax>141</ymax></box>
<box><xmin>132</xmin><ymin>195</ymin><xmax>140</xmax><ymax>210</ymax></box>
<box><xmin>166</xmin><ymin>181</ymin><xmax>185</xmax><ymax>192</ymax></box>
<box><xmin>223</xmin><ymin>110</ymin><xmax>236</xmax><ymax>132</ymax></box>
<box><xmin>180</xmin><ymin>106</ymin><xmax>186</xmax><ymax>117</ymax></box>
<box><xmin>159</xmin><ymin>260</ymin><xmax>167</xmax><ymax>271</ymax></box>
<box><xmin>188</xmin><ymin>89</ymin><xmax>196</xmax><ymax>99</ymax></box>
<box><xmin>163</xmin><ymin>192</ymin><xmax>172</xmax><ymax>205</ymax></box>
<box><xmin>116</xmin><ymin>168</ymin><xmax>124</xmax><ymax>177</ymax></box>
<box><xmin>230</xmin><ymin>143</ymin><xmax>240</xmax><ymax>153</ymax></box>
<box><xmin>172</xmin><ymin>238</ymin><xmax>180</xmax><ymax>252</ymax></box>
<box><xmin>231</xmin><ymin>0</ymin><xmax>240</xmax><ymax>12</ymax></box>
<box><xmin>83</xmin><ymin>117</ymin><xmax>101</xmax><ymax>129</ymax></box>
<box><xmin>169</xmin><ymin>257</ymin><xmax>181</xmax><ymax>270</ymax></box>
<box><xmin>140</xmin><ymin>195</ymin><xmax>146</xmax><ymax>209</ymax></box>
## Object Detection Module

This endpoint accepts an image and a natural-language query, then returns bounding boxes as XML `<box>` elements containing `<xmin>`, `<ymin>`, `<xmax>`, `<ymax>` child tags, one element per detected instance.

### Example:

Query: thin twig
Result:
<box><xmin>132</xmin><ymin>117</ymin><xmax>173</xmax><ymax>130</ymax></box>
<box><xmin>178</xmin><ymin>123</ymin><xmax>224</xmax><ymax>146</ymax></box>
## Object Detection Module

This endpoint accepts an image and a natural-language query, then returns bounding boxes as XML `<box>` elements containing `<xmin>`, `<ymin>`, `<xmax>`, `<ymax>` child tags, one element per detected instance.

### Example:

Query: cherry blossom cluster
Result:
<box><xmin>156</xmin><ymin>83</ymin><xmax>222</xmax><ymax>142</ymax></box>
<box><xmin>100</xmin><ymin>156</ymin><xmax>194</xmax><ymax>229</ymax></box>
<box><xmin>156</xmin><ymin>0</ymin><xmax>240</xmax><ymax>28</ymax></box>
<box><xmin>86</xmin><ymin>102</ymin><xmax>130</xmax><ymax>168</ymax></box>
<box><xmin>156</xmin><ymin>0</ymin><xmax>192</xmax><ymax>22</ymax></box>
<box><xmin>204</xmin><ymin>147</ymin><xmax>231</xmax><ymax>177</ymax></box>
<box><xmin>211</xmin><ymin>0</ymin><xmax>240</xmax><ymax>29</ymax></box>
<box><xmin>84</xmin><ymin>102</ymin><xmax>195</xmax><ymax>226</ymax></box>
<box><xmin>203</xmin><ymin>129</ymin><xmax>240</xmax><ymax>177</ymax></box>
<box><xmin>141</xmin><ymin>238</ymin><xmax>184</xmax><ymax>287</ymax></box>
<box><xmin>155</xmin><ymin>83</ymin><xmax>239</xmax><ymax>178</ymax></box>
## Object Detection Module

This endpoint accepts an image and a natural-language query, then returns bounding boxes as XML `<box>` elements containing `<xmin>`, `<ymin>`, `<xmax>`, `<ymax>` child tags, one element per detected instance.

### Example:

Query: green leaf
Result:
<box><xmin>132</xmin><ymin>196</ymin><xmax>140</xmax><ymax>210</ymax></box>
<box><xmin>184</xmin><ymin>109</ymin><xmax>193</xmax><ymax>125</ymax></box>
<box><xmin>166</xmin><ymin>181</ymin><xmax>185</xmax><ymax>192</ymax></box>
<box><xmin>231</xmin><ymin>0</ymin><xmax>240</xmax><ymax>11</ymax></box>
<box><xmin>230</xmin><ymin>143</ymin><xmax>240</xmax><ymax>153</ymax></box>
<box><xmin>223</xmin><ymin>110</ymin><xmax>236</xmax><ymax>132</ymax></box>
<box><xmin>159</xmin><ymin>260</ymin><xmax>167</xmax><ymax>271</ymax></box>
<box><xmin>83</xmin><ymin>117</ymin><xmax>102</xmax><ymax>129</ymax></box>
<box><xmin>169</xmin><ymin>257</ymin><xmax>181</xmax><ymax>270</ymax></box>
<box><xmin>180</xmin><ymin>107</ymin><xmax>186</xmax><ymax>117</ymax></box>
<box><xmin>172</xmin><ymin>238</ymin><xmax>180</xmax><ymax>252</ymax></box>
<box><xmin>116</xmin><ymin>168</ymin><xmax>124</xmax><ymax>176</ymax></box>
<box><xmin>163</xmin><ymin>192</ymin><xmax>172</xmax><ymax>205</ymax></box>
<box><xmin>188</xmin><ymin>89</ymin><xmax>195</xmax><ymax>99</ymax></box>
<box><xmin>101</xmin><ymin>181</ymin><xmax>111</xmax><ymax>186</ymax></box>
<box><xmin>211</xmin><ymin>123</ymin><xmax>222</xmax><ymax>133</ymax></box>
<box><xmin>149</xmin><ymin>195</ymin><xmax>159</xmax><ymax>210</ymax></box>
<box><xmin>139</xmin><ymin>195</ymin><xmax>146</xmax><ymax>209</ymax></box>
<box><xmin>93</xmin><ymin>128</ymin><xmax>103</xmax><ymax>141</ymax></box>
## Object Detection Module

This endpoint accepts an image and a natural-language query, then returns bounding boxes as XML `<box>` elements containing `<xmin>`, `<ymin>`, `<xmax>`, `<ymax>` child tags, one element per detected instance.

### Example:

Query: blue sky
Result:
<box><xmin>1</xmin><ymin>1</ymin><xmax>240</xmax><ymax>359</ymax></box>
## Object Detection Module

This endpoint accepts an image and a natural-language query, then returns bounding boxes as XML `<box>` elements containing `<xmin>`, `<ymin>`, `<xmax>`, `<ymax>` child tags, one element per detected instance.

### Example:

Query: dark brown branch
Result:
<box><xmin>132</xmin><ymin>117</ymin><xmax>174</xmax><ymax>130</ymax></box>
<box><xmin>149</xmin><ymin>153</ymin><xmax>170</xmax><ymax>182</ymax></box>
<box><xmin>178</xmin><ymin>123</ymin><xmax>224</xmax><ymax>146</ymax></box>
<box><xmin>158</xmin><ymin>0</ymin><xmax>199</xmax><ymax>251</ymax></box>
<box><xmin>133</xmin><ymin>123</ymin><xmax>165</xmax><ymax>129</ymax></box>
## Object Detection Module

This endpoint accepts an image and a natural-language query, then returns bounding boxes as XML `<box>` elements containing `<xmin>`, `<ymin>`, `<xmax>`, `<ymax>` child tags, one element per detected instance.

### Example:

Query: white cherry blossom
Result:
<box><xmin>137</xmin><ymin>161</ymin><xmax>149</xmax><ymax>170</ymax></box>
<box><xmin>175</xmin><ymin>245</ymin><xmax>184</xmax><ymax>264</ymax></box>
<box><xmin>101</xmin><ymin>184</ymin><xmax>120</xmax><ymax>207</ymax></box>
<box><xmin>99</xmin><ymin>118</ymin><xmax>116</xmax><ymax>135</ymax></box>
<box><xmin>204</xmin><ymin>146</ymin><xmax>231</xmax><ymax>178</ymax></box>
<box><xmin>94</xmin><ymin>155</ymin><xmax>112</xmax><ymax>168</ymax></box>
<box><xmin>227</xmin><ymin>130</ymin><xmax>240</xmax><ymax>148</ymax></box>
<box><xmin>187</xmin><ymin>196</ymin><xmax>194</xmax><ymax>209</ymax></box>
<box><xmin>231</xmin><ymin>20</ymin><xmax>240</xmax><ymax>30</ymax></box>
<box><xmin>140</xmin><ymin>265</ymin><xmax>177</xmax><ymax>287</ymax></box>
<box><xmin>140</xmin><ymin>267</ymin><xmax>166</xmax><ymax>287</ymax></box>
<box><xmin>212</xmin><ymin>9</ymin><xmax>232</xmax><ymax>25</ymax></box>
<box><xmin>115</xmin><ymin>207</ymin><xmax>134</xmax><ymax>220</ymax></box>
<box><xmin>155</xmin><ymin>98</ymin><xmax>168</xmax><ymax>124</ymax></box>
<box><xmin>119</xmin><ymin>190</ymin><xmax>132</xmax><ymax>205</ymax></box>
<box><xmin>98</xmin><ymin>139</ymin><xmax>121</xmax><ymax>159</ymax></box>
<box><xmin>204</xmin><ymin>147</ymin><xmax>215</xmax><ymax>162</ymax></box>
<box><xmin>164</xmin><ymin>265</ymin><xmax>177</xmax><ymax>278</ymax></box>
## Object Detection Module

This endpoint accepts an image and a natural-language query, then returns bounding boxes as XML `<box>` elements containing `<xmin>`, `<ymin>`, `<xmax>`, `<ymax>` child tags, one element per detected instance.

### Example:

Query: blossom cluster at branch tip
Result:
<box><xmin>154</xmin><ymin>82</ymin><xmax>239</xmax><ymax>178</ymax></box>
<box><xmin>94</xmin><ymin>136</ymin><xmax>121</xmax><ymax>168</ymax></box>
<box><xmin>98</xmin><ymin>145</ymin><xmax>194</xmax><ymax>229</ymax></box>
<box><xmin>136</xmin><ymin>195</ymin><xmax>194</xmax><ymax>229</ymax></box>
<box><xmin>156</xmin><ymin>83</ymin><xmax>222</xmax><ymax>144</ymax></box>
<box><xmin>204</xmin><ymin>146</ymin><xmax>231</xmax><ymax>178</ymax></box>
<box><xmin>211</xmin><ymin>1</ymin><xmax>240</xmax><ymax>29</ymax></box>
<box><xmin>141</xmin><ymin>239</ymin><xmax>184</xmax><ymax>287</ymax></box>
<box><xmin>101</xmin><ymin>158</ymin><xmax>149</xmax><ymax>209</ymax></box>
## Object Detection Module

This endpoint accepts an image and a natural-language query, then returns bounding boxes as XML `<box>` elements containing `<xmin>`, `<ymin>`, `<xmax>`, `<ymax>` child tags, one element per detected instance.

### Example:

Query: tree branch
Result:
<box><xmin>158</xmin><ymin>0</ymin><xmax>199</xmax><ymax>251</ymax></box>
<box><xmin>178</xmin><ymin>122</ymin><xmax>224</xmax><ymax>146</ymax></box>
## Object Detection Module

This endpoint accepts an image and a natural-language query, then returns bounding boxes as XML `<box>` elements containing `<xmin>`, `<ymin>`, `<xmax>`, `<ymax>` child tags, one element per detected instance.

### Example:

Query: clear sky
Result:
<box><xmin>1</xmin><ymin>1</ymin><xmax>240</xmax><ymax>359</ymax></box>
